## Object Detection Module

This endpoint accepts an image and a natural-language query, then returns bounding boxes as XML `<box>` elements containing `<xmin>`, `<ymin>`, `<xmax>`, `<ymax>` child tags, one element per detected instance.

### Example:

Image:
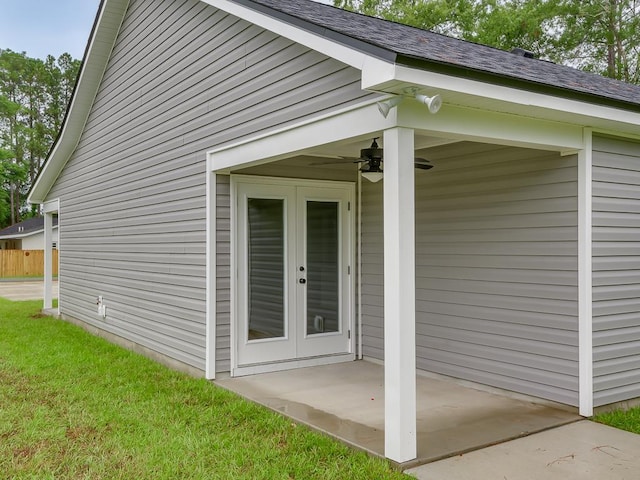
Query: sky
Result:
<box><xmin>1</xmin><ymin>0</ymin><xmax>102</xmax><ymax>60</ymax></box>
<box><xmin>1</xmin><ymin>0</ymin><xmax>335</xmax><ymax>61</ymax></box>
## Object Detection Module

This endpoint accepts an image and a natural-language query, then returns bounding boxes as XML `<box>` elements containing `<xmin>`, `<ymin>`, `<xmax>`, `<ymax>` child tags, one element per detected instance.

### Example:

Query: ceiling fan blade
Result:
<box><xmin>309</xmin><ymin>159</ymin><xmax>352</xmax><ymax>166</ymax></box>
<box><xmin>414</xmin><ymin>158</ymin><xmax>434</xmax><ymax>170</ymax></box>
<box><xmin>415</xmin><ymin>163</ymin><xmax>434</xmax><ymax>170</ymax></box>
<box><xmin>309</xmin><ymin>157</ymin><xmax>367</xmax><ymax>166</ymax></box>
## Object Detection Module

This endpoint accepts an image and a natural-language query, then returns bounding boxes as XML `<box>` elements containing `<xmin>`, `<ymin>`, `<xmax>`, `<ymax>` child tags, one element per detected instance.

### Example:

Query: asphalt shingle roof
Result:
<box><xmin>243</xmin><ymin>0</ymin><xmax>640</xmax><ymax>109</ymax></box>
<box><xmin>0</xmin><ymin>217</ymin><xmax>58</xmax><ymax>237</ymax></box>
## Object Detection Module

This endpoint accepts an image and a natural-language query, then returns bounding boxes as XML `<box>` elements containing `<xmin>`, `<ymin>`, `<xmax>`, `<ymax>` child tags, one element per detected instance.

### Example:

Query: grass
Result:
<box><xmin>0</xmin><ymin>298</ymin><xmax>408</xmax><ymax>479</ymax></box>
<box><xmin>595</xmin><ymin>408</ymin><xmax>640</xmax><ymax>434</ymax></box>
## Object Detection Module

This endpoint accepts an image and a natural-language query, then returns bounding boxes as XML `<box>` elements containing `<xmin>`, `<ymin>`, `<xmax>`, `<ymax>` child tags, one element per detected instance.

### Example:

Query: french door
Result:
<box><xmin>235</xmin><ymin>178</ymin><xmax>353</xmax><ymax>368</ymax></box>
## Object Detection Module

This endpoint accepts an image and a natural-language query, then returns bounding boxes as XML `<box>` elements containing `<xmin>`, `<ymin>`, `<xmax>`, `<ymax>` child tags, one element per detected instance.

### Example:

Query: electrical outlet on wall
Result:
<box><xmin>97</xmin><ymin>295</ymin><xmax>106</xmax><ymax>319</ymax></box>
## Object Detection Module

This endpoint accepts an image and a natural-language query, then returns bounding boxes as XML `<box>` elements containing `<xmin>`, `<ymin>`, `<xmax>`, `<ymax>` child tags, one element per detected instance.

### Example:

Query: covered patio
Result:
<box><xmin>208</xmin><ymin>113</ymin><xmax>588</xmax><ymax>463</ymax></box>
<box><xmin>216</xmin><ymin>361</ymin><xmax>580</xmax><ymax>468</ymax></box>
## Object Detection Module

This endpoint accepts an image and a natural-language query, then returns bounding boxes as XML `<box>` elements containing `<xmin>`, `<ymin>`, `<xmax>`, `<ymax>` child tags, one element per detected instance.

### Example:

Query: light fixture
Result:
<box><xmin>415</xmin><ymin>93</ymin><xmax>442</xmax><ymax>114</ymax></box>
<box><xmin>359</xmin><ymin>138</ymin><xmax>384</xmax><ymax>182</ymax></box>
<box><xmin>376</xmin><ymin>96</ymin><xmax>403</xmax><ymax>118</ymax></box>
<box><xmin>361</xmin><ymin>160</ymin><xmax>383</xmax><ymax>182</ymax></box>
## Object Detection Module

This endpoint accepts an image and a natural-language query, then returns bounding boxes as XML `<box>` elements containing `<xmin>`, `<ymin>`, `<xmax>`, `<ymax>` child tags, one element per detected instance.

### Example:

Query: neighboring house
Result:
<box><xmin>0</xmin><ymin>217</ymin><xmax>59</xmax><ymax>250</ymax></box>
<box><xmin>26</xmin><ymin>0</ymin><xmax>640</xmax><ymax>462</ymax></box>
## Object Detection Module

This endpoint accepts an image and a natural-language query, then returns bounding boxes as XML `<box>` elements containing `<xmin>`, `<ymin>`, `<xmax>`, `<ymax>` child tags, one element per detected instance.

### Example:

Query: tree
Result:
<box><xmin>334</xmin><ymin>0</ymin><xmax>640</xmax><ymax>83</ymax></box>
<box><xmin>557</xmin><ymin>0</ymin><xmax>640</xmax><ymax>82</ymax></box>
<box><xmin>0</xmin><ymin>49</ymin><xmax>80</xmax><ymax>227</ymax></box>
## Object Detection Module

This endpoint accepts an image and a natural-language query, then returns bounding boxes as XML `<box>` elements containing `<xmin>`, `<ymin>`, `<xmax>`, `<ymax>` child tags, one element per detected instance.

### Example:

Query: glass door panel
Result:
<box><xmin>306</xmin><ymin>201</ymin><xmax>339</xmax><ymax>335</ymax></box>
<box><xmin>247</xmin><ymin>198</ymin><xmax>285</xmax><ymax>340</ymax></box>
<box><xmin>236</xmin><ymin>182</ymin><xmax>296</xmax><ymax>367</ymax></box>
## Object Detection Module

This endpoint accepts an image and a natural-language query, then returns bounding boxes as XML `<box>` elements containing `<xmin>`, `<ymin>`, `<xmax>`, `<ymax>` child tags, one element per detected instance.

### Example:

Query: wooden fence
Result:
<box><xmin>0</xmin><ymin>250</ymin><xmax>58</xmax><ymax>278</ymax></box>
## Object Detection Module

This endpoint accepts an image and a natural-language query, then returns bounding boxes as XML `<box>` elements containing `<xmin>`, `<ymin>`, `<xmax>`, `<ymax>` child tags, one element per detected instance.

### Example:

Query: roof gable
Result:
<box><xmin>243</xmin><ymin>0</ymin><xmax>640</xmax><ymax>109</ymax></box>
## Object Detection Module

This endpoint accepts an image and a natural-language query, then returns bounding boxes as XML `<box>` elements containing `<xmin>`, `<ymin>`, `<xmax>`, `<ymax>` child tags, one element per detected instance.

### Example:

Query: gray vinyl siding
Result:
<box><xmin>361</xmin><ymin>143</ymin><xmax>580</xmax><ymax>405</ymax></box>
<box><xmin>592</xmin><ymin>135</ymin><xmax>640</xmax><ymax>407</ymax></box>
<box><xmin>45</xmin><ymin>0</ymin><xmax>371</xmax><ymax>372</ymax></box>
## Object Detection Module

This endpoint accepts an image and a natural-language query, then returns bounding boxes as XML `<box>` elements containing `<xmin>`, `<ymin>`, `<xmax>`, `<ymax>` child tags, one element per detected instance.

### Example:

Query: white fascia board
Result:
<box><xmin>208</xmin><ymin>99</ymin><xmax>391</xmax><ymax>171</ymax></box>
<box><xmin>28</xmin><ymin>0</ymin><xmax>130</xmax><ymax>204</ymax></box>
<box><xmin>43</xmin><ymin>199</ymin><xmax>60</xmax><ymax>214</ymax></box>
<box><xmin>371</xmin><ymin>65</ymin><xmax>640</xmax><ymax>132</ymax></box>
<box><xmin>209</xmin><ymin>96</ymin><xmax>585</xmax><ymax>173</ymax></box>
<box><xmin>399</xmin><ymin>101</ymin><xmax>584</xmax><ymax>151</ymax></box>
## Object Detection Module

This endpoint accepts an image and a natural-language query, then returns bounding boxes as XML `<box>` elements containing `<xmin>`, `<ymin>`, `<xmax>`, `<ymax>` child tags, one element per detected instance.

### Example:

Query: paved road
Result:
<box><xmin>0</xmin><ymin>280</ymin><xmax>58</xmax><ymax>301</ymax></box>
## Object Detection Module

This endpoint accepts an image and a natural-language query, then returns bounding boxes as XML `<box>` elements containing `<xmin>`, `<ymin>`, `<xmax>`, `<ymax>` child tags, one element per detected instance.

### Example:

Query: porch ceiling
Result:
<box><xmin>215</xmin><ymin>361</ymin><xmax>581</xmax><ymax>468</ymax></box>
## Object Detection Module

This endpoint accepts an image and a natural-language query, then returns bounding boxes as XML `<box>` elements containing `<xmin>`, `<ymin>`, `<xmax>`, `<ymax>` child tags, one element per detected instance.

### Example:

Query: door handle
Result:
<box><xmin>299</xmin><ymin>278</ymin><xmax>306</xmax><ymax>284</ymax></box>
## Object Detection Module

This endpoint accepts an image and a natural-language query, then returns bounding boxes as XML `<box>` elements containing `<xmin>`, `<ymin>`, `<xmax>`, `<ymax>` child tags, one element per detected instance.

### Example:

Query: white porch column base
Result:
<box><xmin>383</xmin><ymin>127</ymin><xmax>417</xmax><ymax>462</ymax></box>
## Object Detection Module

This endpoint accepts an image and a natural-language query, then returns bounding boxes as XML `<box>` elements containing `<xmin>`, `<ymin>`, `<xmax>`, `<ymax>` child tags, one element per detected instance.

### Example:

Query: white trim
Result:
<box><xmin>43</xmin><ymin>199</ymin><xmax>60</xmax><ymax>214</ymax></box>
<box><xmin>229</xmin><ymin>175</ymin><xmax>356</xmax><ymax>376</ymax></box>
<box><xmin>232</xmin><ymin>353</ymin><xmax>355</xmax><ymax>377</ymax></box>
<box><xmin>208</xmin><ymin>98</ymin><xmax>589</xmax><ymax>175</ymax></box>
<box><xmin>42</xmin><ymin>198</ymin><xmax>60</xmax><ymax>313</ymax></box>
<box><xmin>205</xmin><ymin>166</ymin><xmax>216</xmax><ymax>379</ymax></box>
<box><xmin>383</xmin><ymin>127</ymin><xmax>417</xmax><ymax>462</ymax></box>
<box><xmin>208</xmin><ymin>99</ymin><xmax>389</xmax><ymax>171</ymax></box>
<box><xmin>44</xmin><ymin>213</ymin><xmax>54</xmax><ymax>311</ymax></box>
<box><xmin>357</xmin><ymin>171</ymin><xmax>363</xmax><ymax>360</ymax></box>
<box><xmin>230</xmin><ymin>176</ymin><xmax>238</xmax><ymax>374</ymax></box>
<box><xmin>372</xmin><ymin>64</ymin><xmax>640</xmax><ymax>135</ymax></box>
<box><xmin>578</xmin><ymin>128</ymin><xmax>594</xmax><ymax>417</ymax></box>
<box><xmin>398</xmin><ymin>102</ymin><xmax>584</xmax><ymax>152</ymax></box>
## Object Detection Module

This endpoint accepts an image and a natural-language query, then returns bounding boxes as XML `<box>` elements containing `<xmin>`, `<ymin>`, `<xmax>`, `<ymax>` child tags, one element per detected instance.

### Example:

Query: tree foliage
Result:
<box><xmin>0</xmin><ymin>50</ymin><xmax>80</xmax><ymax>227</ymax></box>
<box><xmin>334</xmin><ymin>0</ymin><xmax>640</xmax><ymax>82</ymax></box>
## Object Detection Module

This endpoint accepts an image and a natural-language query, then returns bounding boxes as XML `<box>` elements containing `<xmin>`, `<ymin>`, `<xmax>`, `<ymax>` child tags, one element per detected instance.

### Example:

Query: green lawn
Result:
<box><xmin>595</xmin><ymin>408</ymin><xmax>640</xmax><ymax>434</ymax></box>
<box><xmin>0</xmin><ymin>298</ymin><xmax>408</xmax><ymax>479</ymax></box>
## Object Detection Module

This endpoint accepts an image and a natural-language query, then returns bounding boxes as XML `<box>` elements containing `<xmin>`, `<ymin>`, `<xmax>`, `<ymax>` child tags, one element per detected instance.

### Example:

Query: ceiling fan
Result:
<box><xmin>310</xmin><ymin>138</ymin><xmax>434</xmax><ymax>182</ymax></box>
<box><xmin>357</xmin><ymin>137</ymin><xmax>433</xmax><ymax>170</ymax></box>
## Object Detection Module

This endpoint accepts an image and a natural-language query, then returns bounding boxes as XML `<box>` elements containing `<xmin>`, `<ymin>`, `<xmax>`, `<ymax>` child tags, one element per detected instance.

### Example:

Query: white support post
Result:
<box><xmin>205</xmin><ymin>166</ymin><xmax>217</xmax><ymax>379</ymax></box>
<box><xmin>578</xmin><ymin>128</ymin><xmax>593</xmax><ymax>417</ymax></box>
<box><xmin>383</xmin><ymin>127</ymin><xmax>417</xmax><ymax>463</ymax></box>
<box><xmin>43</xmin><ymin>212</ymin><xmax>53</xmax><ymax>310</ymax></box>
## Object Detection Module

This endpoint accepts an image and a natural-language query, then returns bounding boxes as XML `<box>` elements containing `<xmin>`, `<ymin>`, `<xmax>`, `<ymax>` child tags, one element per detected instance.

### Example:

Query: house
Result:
<box><xmin>0</xmin><ymin>217</ymin><xmax>59</xmax><ymax>250</ymax></box>
<box><xmin>27</xmin><ymin>0</ymin><xmax>640</xmax><ymax>463</ymax></box>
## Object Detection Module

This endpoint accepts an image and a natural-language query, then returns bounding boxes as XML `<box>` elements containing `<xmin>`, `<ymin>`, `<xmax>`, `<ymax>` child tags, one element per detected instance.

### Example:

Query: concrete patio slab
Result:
<box><xmin>408</xmin><ymin>420</ymin><xmax>640</xmax><ymax>480</ymax></box>
<box><xmin>216</xmin><ymin>361</ymin><xmax>581</xmax><ymax>466</ymax></box>
<box><xmin>0</xmin><ymin>280</ymin><xmax>58</xmax><ymax>301</ymax></box>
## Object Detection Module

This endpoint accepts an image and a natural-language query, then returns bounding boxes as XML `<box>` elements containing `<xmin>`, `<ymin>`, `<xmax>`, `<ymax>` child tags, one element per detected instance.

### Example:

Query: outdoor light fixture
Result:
<box><xmin>377</xmin><ymin>90</ymin><xmax>443</xmax><ymax>118</ymax></box>
<box><xmin>359</xmin><ymin>138</ymin><xmax>384</xmax><ymax>183</ymax></box>
<box><xmin>361</xmin><ymin>160</ymin><xmax>384</xmax><ymax>183</ymax></box>
<box><xmin>376</xmin><ymin>96</ymin><xmax>403</xmax><ymax>118</ymax></box>
<box><xmin>415</xmin><ymin>93</ymin><xmax>442</xmax><ymax>114</ymax></box>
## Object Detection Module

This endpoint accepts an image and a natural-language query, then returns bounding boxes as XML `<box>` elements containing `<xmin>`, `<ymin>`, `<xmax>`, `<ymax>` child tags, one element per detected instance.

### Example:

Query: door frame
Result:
<box><xmin>231</xmin><ymin>175</ymin><xmax>356</xmax><ymax>377</ymax></box>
